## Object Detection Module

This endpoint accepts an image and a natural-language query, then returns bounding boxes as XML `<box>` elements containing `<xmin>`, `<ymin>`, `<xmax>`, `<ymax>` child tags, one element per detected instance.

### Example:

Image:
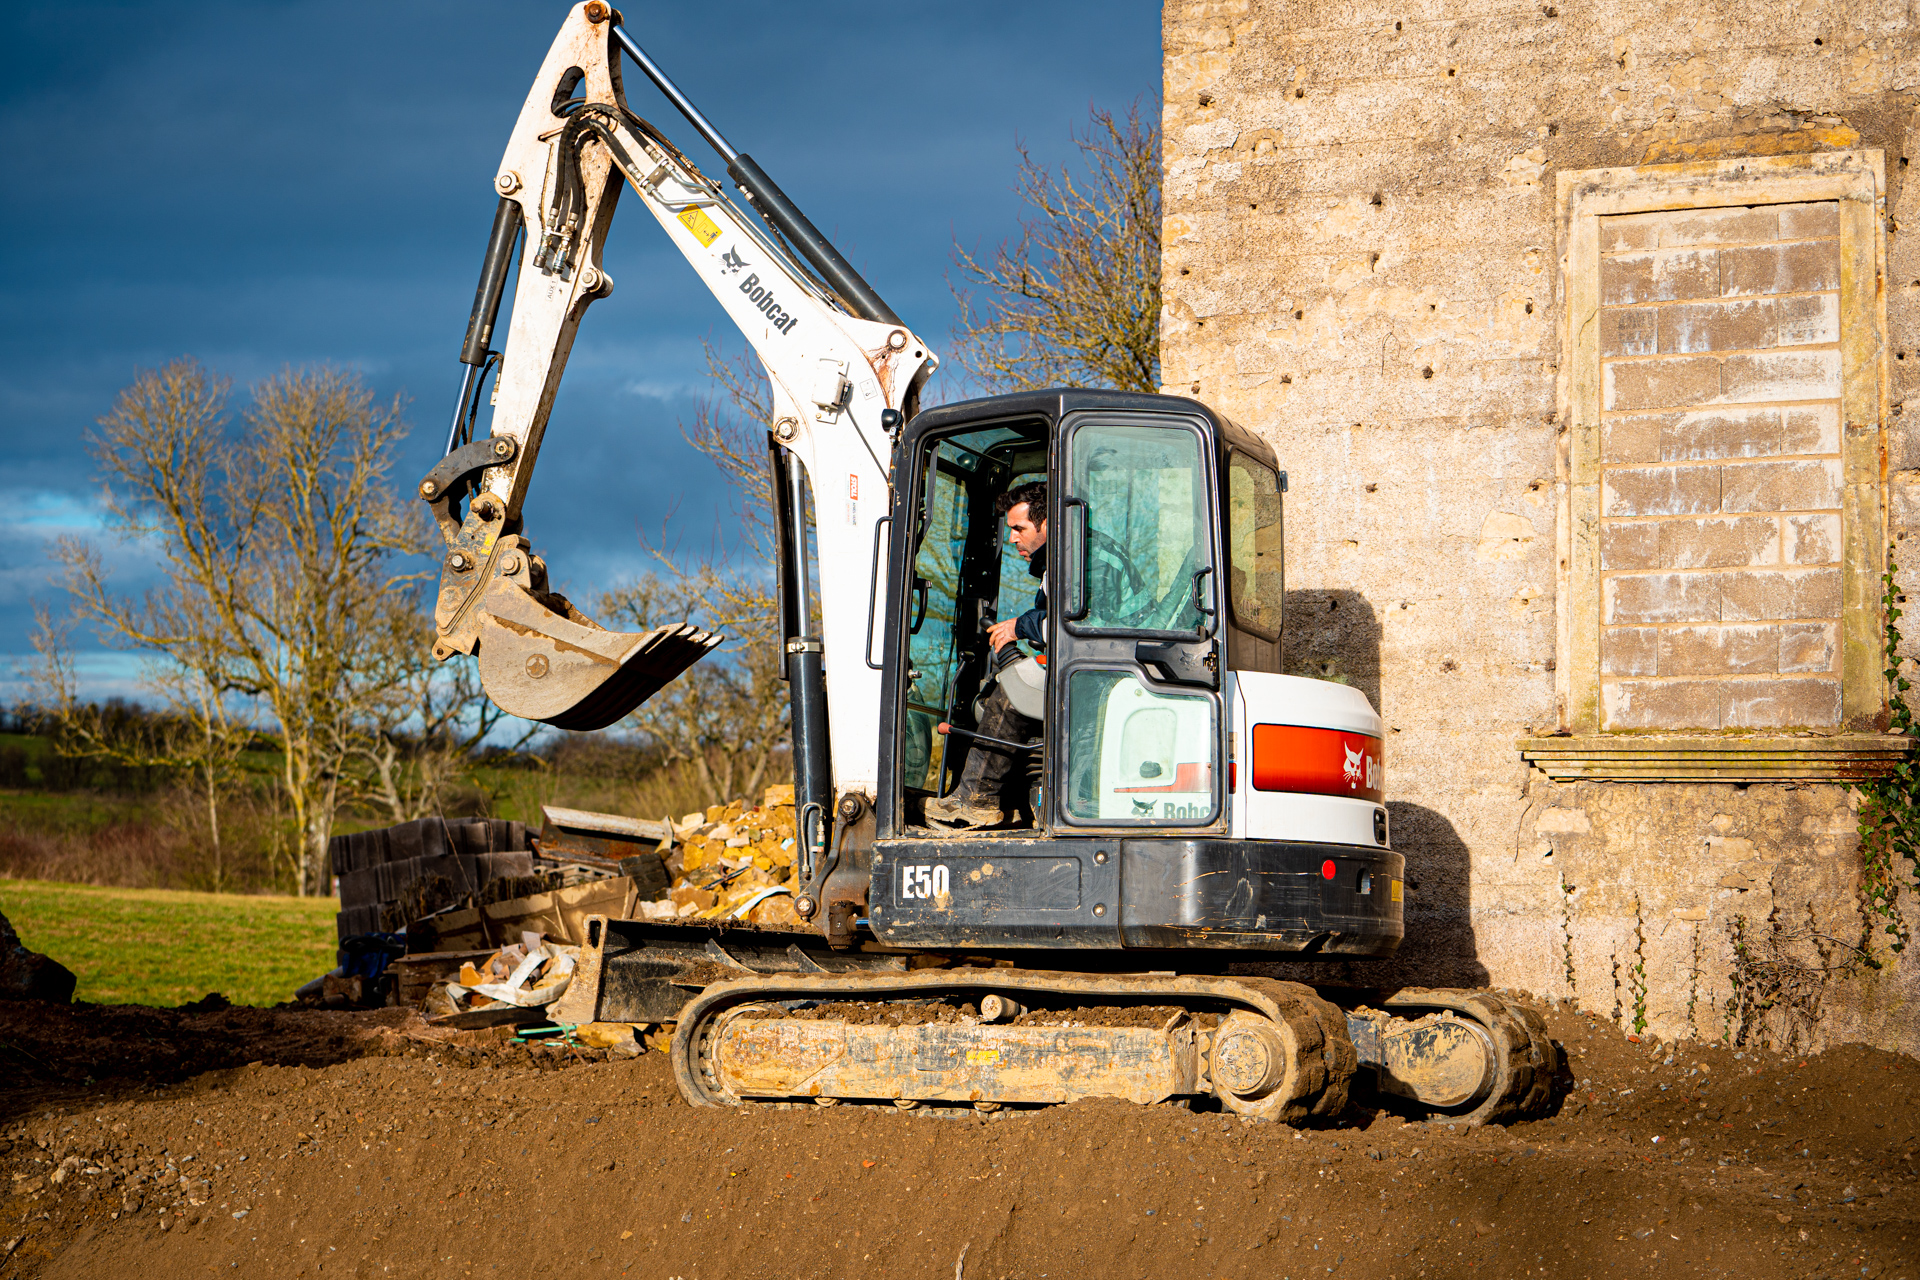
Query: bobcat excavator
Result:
<box><xmin>421</xmin><ymin>2</ymin><xmax>1558</xmax><ymax>1124</ymax></box>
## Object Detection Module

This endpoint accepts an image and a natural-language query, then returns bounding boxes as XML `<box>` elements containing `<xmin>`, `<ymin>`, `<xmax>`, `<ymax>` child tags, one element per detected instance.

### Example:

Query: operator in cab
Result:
<box><xmin>926</xmin><ymin>480</ymin><xmax>1048</xmax><ymax>830</ymax></box>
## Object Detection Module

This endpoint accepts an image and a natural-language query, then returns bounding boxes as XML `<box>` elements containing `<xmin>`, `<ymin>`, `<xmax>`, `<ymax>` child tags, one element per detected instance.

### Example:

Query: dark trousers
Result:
<box><xmin>951</xmin><ymin>684</ymin><xmax>1041</xmax><ymax>807</ymax></box>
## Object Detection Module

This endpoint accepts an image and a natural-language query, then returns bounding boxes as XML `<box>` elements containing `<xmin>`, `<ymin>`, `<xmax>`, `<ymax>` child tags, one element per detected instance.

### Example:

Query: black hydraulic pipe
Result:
<box><xmin>443</xmin><ymin>362</ymin><xmax>481</xmax><ymax>456</ymax></box>
<box><xmin>784</xmin><ymin>452</ymin><xmax>833</xmax><ymax>894</ymax></box>
<box><xmin>459</xmin><ymin>196</ymin><xmax>524</xmax><ymax>366</ymax></box>
<box><xmin>609</xmin><ymin>23</ymin><xmax>902</xmax><ymax>327</ymax></box>
<box><xmin>443</xmin><ymin>197</ymin><xmax>524</xmax><ymax>454</ymax></box>
<box><xmin>723</xmin><ymin>153</ymin><xmax>902</xmax><ymax>326</ymax></box>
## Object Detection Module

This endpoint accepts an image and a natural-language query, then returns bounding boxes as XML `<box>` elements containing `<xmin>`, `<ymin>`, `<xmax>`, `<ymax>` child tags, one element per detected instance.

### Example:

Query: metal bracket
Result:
<box><xmin>421</xmin><ymin>436</ymin><xmax>518</xmax><ymax>546</ymax></box>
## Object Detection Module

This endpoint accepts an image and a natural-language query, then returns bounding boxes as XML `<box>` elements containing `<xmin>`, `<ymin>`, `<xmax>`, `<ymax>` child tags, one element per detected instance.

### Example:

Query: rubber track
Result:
<box><xmin>672</xmin><ymin>969</ymin><xmax>1355</xmax><ymax>1124</ymax></box>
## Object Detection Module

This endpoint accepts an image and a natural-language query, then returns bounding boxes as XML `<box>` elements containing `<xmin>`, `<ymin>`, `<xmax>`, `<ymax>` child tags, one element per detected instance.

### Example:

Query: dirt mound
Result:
<box><xmin>0</xmin><ymin>998</ymin><xmax>1912</xmax><ymax>1279</ymax></box>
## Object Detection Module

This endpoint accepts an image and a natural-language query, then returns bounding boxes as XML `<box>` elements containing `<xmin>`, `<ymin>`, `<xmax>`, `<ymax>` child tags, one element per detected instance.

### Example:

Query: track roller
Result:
<box><xmin>1350</xmin><ymin>988</ymin><xmax>1561</xmax><ymax>1125</ymax></box>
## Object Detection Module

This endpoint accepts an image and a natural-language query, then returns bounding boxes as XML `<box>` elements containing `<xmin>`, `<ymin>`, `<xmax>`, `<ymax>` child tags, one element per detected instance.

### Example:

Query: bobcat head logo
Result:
<box><xmin>1131</xmin><ymin>797</ymin><xmax>1156</xmax><ymax>817</ymax></box>
<box><xmin>720</xmin><ymin>247</ymin><xmax>749</xmax><ymax>274</ymax></box>
<box><xmin>1343</xmin><ymin>744</ymin><xmax>1365</xmax><ymax>786</ymax></box>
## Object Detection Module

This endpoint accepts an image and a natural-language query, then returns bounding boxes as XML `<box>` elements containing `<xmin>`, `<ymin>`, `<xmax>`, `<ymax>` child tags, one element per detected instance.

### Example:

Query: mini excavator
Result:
<box><xmin>420</xmin><ymin>2</ymin><xmax>1558</xmax><ymax>1123</ymax></box>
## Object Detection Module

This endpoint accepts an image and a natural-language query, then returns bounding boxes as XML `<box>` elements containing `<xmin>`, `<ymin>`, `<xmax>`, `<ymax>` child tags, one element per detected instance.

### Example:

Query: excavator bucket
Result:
<box><xmin>467</xmin><ymin>576</ymin><xmax>722</xmax><ymax>732</ymax></box>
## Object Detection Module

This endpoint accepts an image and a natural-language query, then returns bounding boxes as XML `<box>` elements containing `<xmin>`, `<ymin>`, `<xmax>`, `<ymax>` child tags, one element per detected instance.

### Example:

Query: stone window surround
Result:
<box><xmin>1521</xmin><ymin>149</ymin><xmax>1905</xmax><ymax>782</ymax></box>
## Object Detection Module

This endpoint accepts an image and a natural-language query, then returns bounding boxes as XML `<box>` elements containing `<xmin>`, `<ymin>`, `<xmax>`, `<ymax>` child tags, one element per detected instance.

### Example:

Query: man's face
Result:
<box><xmin>1005</xmin><ymin>502</ymin><xmax>1047</xmax><ymax>559</ymax></box>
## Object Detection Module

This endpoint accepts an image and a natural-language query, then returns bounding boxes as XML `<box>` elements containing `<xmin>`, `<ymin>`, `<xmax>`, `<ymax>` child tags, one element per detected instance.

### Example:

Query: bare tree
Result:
<box><xmin>598</xmin><ymin>344</ymin><xmax>792</xmax><ymax>806</ymax></box>
<box><xmin>950</xmin><ymin>100</ymin><xmax>1162</xmax><ymax>395</ymax></box>
<box><xmin>55</xmin><ymin>359</ymin><xmax>421</xmax><ymax>895</ymax></box>
<box><xmin>351</xmin><ymin>595</ymin><xmax>535</xmax><ymax>823</ymax></box>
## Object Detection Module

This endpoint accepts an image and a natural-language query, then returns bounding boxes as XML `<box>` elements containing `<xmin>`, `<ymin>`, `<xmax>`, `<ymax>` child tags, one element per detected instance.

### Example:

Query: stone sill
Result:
<box><xmin>1517</xmin><ymin>734</ymin><xmax>1913</xmax><ymax>782</ymax></box>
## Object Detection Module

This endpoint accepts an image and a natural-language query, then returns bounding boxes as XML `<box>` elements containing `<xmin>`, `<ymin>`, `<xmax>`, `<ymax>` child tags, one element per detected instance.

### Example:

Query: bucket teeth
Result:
<box><xmin>473</xmin><ymin>578</ymin><xmax>722</xmax><ymax>730</ymax></box>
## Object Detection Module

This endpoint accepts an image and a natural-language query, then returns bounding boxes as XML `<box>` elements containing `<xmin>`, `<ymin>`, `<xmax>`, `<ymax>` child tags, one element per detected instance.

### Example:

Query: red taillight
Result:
<box><xmin>1250</xmin><ymin>724</ymin><xmax>1384</xmax><ymax>802</ymax></box>
<box><xmin>1320</xmin><ymin>859</ymin><xmax>1337</xmax><ymax>880</ymax></box>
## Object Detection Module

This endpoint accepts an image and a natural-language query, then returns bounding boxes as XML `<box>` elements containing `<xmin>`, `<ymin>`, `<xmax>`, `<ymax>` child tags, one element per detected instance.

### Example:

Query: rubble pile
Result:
<box><xmin>315</xmin><ymin>784</ymin><xmax>811</xmax><ymax>1020</ymax></box>
<box><xmin>422</xmin><ymin>932</ymin><xmax>578</xmax><ymax>1019</ymax></box>
<box><xmin>638</xmin><ymin>784</ymin><xmax>804</xmax><ymax>927</ymax></box>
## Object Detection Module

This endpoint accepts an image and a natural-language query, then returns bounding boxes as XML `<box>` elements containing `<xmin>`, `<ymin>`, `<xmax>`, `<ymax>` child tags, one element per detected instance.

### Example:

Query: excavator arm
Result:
<box><xmin>426</xmin><ymin>1</ymin><xmax>935</xmax><ymax>744</ymax></box>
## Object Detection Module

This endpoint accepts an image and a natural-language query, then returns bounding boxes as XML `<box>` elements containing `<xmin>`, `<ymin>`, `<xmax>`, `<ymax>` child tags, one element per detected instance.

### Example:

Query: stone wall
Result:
<box><xmin>1163</xmin><ymin>0</ymin><xmax>1920</xmax><ymax>1051</ymax></box>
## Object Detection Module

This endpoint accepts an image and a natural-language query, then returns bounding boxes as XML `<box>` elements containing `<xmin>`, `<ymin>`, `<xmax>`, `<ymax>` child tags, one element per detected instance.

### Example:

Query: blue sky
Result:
<box><xmin>0</xmin><ymin>0</ymin><xmax>1161</xmax><ymax>704</ymax></box>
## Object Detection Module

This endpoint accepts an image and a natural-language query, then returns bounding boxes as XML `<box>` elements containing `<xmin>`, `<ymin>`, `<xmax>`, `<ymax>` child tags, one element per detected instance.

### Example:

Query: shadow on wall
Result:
<box><xmin>1283</xmin><ymin>589</ymin><xmax>1380</xmax><ymax>711</ymax></box>
<box><xmin>1248</xmin><ymin>593</ymin><xmax>1489</xmax><ymax>988</ymax></box>
<box><xmin>1240</xmin><ymin>802</ymin><xmax>1488</xmax><ymax>991</ymax></box>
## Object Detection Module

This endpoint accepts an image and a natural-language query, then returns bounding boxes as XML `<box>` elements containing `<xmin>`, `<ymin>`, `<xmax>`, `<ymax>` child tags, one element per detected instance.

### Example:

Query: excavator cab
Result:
<box><xmin>884</xmin><ymin>391</ymin><xmax>1258</xmax><ymax>835</ymax></box>
<box><xmin>846</xmin><ymin>390</ymin><xmax>1402</xmax><ymax>957</ymax></box>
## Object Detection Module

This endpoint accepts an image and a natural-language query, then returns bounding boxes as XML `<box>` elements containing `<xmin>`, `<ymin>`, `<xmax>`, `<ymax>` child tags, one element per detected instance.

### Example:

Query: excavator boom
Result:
<box><xmin>423</xmin><ymin>1</ymin><xmax>933</xmax><ymax>736</ymax></box>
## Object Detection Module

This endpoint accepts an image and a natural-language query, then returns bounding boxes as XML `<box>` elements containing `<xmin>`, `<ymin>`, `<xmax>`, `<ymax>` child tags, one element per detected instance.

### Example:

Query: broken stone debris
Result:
<box><xmin>423</xmin><ymin>932</ymin><xmax>576</xmax><ymax>1018</ymax></box>
<box><xmin>316</xmin><ymin>785</ymin><xmax>804</xmax><ymax>1028</ymax></box>
<box><xmin>641</xmin><ymin>784</ymin><xmax>803</xmax><ymax>927</ymax></box>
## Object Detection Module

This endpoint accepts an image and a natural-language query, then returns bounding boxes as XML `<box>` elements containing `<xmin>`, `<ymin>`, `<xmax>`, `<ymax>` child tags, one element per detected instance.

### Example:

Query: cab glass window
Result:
<box><xmin>1067</xmin><ymin>423</ymin><xmax>1210</xmax><ymax>635</ymax></box>
<box><xmin>1226</xmin><ymin>454</ymin><xmax>1284</xmax><ymax>640</ymax></box>
<box><xmin>1062</xmin><ymin>669</ymin><xmax>1218</xmax><ymax>825</ymax></box>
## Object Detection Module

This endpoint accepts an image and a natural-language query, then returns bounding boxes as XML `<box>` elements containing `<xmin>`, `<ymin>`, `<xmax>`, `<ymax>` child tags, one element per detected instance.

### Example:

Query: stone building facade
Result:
<box><xmin>1162</xmin><ymin>0</ymin><xmax>1919</xmax><ymax>1050</ymax></box>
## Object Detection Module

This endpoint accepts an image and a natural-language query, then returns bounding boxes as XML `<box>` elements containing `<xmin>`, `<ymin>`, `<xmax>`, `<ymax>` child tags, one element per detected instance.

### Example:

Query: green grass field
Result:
<box><xmin>0</xmin><ymin>880</ymin><xmax>338</xmax><ymax>1008</ymax></box>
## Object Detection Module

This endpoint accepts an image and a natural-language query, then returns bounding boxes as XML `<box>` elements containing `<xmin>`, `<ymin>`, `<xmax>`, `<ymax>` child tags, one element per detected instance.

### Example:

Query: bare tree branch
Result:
<box><xmin>950</xmin><ymin>101</ymin><xmax>1162</xmax><ymax>395</ymax></box>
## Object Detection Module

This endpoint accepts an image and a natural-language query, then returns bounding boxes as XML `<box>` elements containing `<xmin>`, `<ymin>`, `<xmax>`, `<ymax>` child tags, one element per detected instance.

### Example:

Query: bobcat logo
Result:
<box><xmin>1131</xmin><ymin>797</ymin><xmax>1156</xmax><ymax>816</ymax></box>
<box><xmin>720</xmin><ymin>247</ymin><xmax>749</xmax><ymax>274</ymax></box>
<box><xmin>1343</xmin><ymin>744</ymin><xmax>1365</xmax><ymax>787</ymax></box>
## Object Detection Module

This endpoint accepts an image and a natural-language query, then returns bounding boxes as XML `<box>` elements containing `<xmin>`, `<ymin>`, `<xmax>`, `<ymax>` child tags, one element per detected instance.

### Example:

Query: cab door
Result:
<box><xmin>1049</xmin><ymin>411</ymin><xmax>1226</xmax><ymax>831</ymax></box>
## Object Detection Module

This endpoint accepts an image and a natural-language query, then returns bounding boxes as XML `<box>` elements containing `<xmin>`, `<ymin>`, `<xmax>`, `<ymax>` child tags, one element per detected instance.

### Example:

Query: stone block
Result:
<box><xmin>1600</xmin><ymin>520</ymin><xmax>1660</xmax><ymax>569</ymax></box>
<box><xmin>1660</xmin><ymin>407</ymin><xmax>1785</xmax><ymax>461</ymax></box>
<box><xmin>1604</xmin><ymin>572</ymin><xmax>1722</xmax><ymax>624</ymax></box>
<box><xmin>1600</xmin><ymin>412</ymin><xmax>1668</xmax><ymax>463</ymax></box>
<box><xmin>1599</xmin><ymin>253</ymin><xmax>1652</xmax><ymax>307</ymax></box>
<box><xmin>1779</xmin><ymin>404</ymin><xmax>1842</xmax><ymax>455</ymax></box>
<box><xmin>1602</xmin><ymin>464</ymin><xmax>1721</xmax><ymax>516</ymax></box>
<box><xmin>1602</xmin><ymin>678</ymin><xmax>1725</xmax><ymax>730</ymax></box>
<box><xmin>1719</xmin><ymin>568</ymin><xmax>1842</xmax><ymax>621</ymax></box>
<box><xmin>1718</xmin><ymin>350</ymin><xmax>1842</xmax><ymax>404</ymax></box>
<box><xmin>1603</xmin><ymin>356</ymin><xmax>1721</xmax><ymax>411</ymax></box>
<box><xmin>1784</xmin><ymin>513</ymin><xmax>1841</xmax><ymax>564</ymax></box>
<box><xmin>1774</xmin><ymin>201</ymin><xmax>1840</xmax><ymax>239</ymax></box>
<box><xmin>1658</xmin><ymin>515</ymin><xmax>1779</xmax><ymax>568</ymax></box>
<box><xmin>1720</xmin><ymin>458</ymin><xmax>1842</xmax><ymax>512</ymax></box>
<box><xmin>1774</xmin><ymin>293</ymin><xmax>1840</xmax><ymax>347</ymax></box>
<box><xmin>1719</xmin><ymin>240</ymin><xmax>1841</xmax><ymax>297</ymax></box>
<box><xmin>1657</xmin><ymin>205</ymin><xmax>1779</xmax><ymax>247</ymax></box>
<box><xmin>1599</xmin><ymin>307</ymin><xmax>1659</xmax><ymax>357</ymax></box>
<box><xmin>1722</xmin><ymin>677</ymin><xmax>1843</xmax><ymax>728</ymax></box>
<box><xmin>1601</xmin><ymin>250</ymin><xmax>1718</xmax><ymax>305</ymax></box>
<box><xmin>1658</xmin><ymin>624</ymin><xmax>1779</xmax><ymax>676</ymax></box>
<box><xmin>1657</xmin><ymin>299</ymin><xmax>1774</xmax><ymax>354</ymax></box>
<box><xmin>1600</xmin><ymin>214</ymin><xmax>1660</xmax><ymax>253</ymax></box>
<box><xmin>1600</xmin><ymin>626</ymin><xmax>1660</xmax><ymax>676</ymax></box>
<box><xmin>1779</xmin><ymin>621</ymin><xmax>1839</xmax><ymax>672</ymax></box>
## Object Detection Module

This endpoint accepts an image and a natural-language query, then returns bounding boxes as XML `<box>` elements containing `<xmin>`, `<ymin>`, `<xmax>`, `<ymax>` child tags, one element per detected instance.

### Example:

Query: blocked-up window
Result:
<box><xmin>1595</xmin><ymin>203</ymin><xmax>1843</xmax><ymax>730</ymax></box>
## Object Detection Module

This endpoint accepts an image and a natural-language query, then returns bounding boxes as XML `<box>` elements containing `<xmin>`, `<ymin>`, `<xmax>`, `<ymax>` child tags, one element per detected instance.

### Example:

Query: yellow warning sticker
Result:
<box><xmin>1390</xmin><ymin>879</ymin><xmax>1403</xmax><ymax>903</ymax></box>
<box><xmin>677</xmin><ymin>206</ymin><xmax>722</xmax><ymax>247</ymax></box>
<box><xmin>965</xmin><ymin>1048</ymin><xmax>1001</xmax><ymax>1066</ymax></box>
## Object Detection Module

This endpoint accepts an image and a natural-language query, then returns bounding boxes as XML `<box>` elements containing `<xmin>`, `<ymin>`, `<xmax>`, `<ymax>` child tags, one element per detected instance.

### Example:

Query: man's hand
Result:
<box><xmin>986</xmin><ymin>618</ymin><xmax>1019</xmax><ymax>653</ymax></box>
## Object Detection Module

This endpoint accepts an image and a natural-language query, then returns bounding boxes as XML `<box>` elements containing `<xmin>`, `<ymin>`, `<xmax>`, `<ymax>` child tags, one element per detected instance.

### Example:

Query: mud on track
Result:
<box><xmin>0</xmin><ymin>996</ymin><xmax>1913</xmax><ymax>1279</ymax></box>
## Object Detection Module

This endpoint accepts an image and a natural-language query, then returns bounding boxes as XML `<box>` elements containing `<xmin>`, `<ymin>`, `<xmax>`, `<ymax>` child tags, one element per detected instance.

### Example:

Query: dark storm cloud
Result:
<box><xmin>0</xmin><ymin>0</ymin><xmax>1159</xmax><ymax>698</ymax></box>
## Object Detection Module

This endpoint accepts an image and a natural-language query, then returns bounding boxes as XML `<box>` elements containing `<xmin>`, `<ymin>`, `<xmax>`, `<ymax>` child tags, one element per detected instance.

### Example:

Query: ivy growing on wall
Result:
<box><xmin>1846</xmin><ymin>548</ymin><xmax>1920</xmax><ymax>959</ymax></box>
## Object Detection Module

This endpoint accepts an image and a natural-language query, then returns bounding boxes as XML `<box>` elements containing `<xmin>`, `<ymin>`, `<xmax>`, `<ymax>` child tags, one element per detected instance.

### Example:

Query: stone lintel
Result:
<box><xmin>1516</xmin><ymin>733</ymin><xmax>1911</xmax><ymax>781</ymax></box>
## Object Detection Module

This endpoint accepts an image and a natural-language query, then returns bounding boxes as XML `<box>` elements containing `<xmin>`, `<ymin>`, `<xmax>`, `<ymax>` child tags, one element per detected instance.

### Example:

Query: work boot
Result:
<box><xmin>924</xmin><ymin>795</ymin><xmax>1006</xmax><ymax>831</ymax></box>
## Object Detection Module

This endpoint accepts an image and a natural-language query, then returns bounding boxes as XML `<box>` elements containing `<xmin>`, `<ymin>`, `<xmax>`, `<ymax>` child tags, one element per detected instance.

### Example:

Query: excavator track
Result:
<box><xmin>666</xmin><ymin>968</ymin><xmax>1555</xmax><ymax>1126</ymax></box>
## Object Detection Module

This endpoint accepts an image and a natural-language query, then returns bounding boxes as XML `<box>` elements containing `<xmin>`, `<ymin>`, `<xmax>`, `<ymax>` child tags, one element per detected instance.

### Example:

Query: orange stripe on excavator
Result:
<box><xmin>1250</xmin><ymin>724</ymin><xmax>1384</xmax><ymax>803</ymax></box>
